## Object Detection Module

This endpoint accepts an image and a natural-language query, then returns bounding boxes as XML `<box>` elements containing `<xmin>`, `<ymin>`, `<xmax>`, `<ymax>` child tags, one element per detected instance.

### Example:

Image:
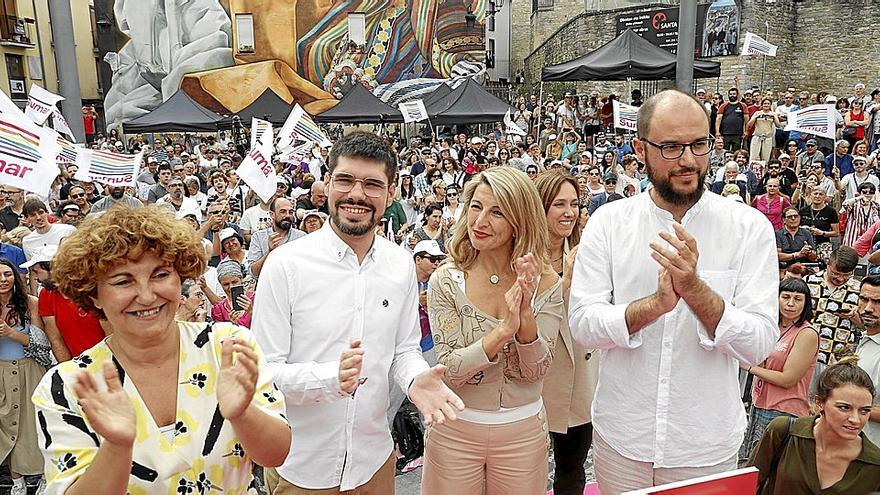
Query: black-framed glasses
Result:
<box><xmin>641</xmin><ymin>136</ymin><xmax>714</xmax><ymax>160</ymax></box>
<box><xmin>70</xmin><ymin>193</ymin><xmax>85</xmax><ymax>199</ymax></box>
<box><xmin>331</xmin><ymin>173</ymin><xmax>388</xmax><ymax>198</ymax></box>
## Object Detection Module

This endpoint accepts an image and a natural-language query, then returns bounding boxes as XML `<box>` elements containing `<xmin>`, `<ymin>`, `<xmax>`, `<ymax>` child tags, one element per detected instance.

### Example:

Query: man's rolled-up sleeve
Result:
<box><xmin>697</xmin><ymin>217</ymin><xmax>780</xmax><ymax>365</ymax></box>
<box><xmin>568</xmin><ymin>210</ymin><xmax>642</xmax><ymax>350</ymax></box>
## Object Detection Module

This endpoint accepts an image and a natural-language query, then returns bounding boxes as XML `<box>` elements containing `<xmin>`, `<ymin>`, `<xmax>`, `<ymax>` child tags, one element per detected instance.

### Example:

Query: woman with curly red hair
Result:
<box><xmin>31</xmin><ymin>206</ymin><xmax>291</xmax><ymax>494</ymax></box>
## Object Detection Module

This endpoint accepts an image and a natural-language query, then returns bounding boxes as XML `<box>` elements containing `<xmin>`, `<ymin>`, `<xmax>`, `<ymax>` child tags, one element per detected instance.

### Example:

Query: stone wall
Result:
<box><xmin>521</xmin><ymin>0</ymin><xmax>879</xmax><ymax>100</ymax></box>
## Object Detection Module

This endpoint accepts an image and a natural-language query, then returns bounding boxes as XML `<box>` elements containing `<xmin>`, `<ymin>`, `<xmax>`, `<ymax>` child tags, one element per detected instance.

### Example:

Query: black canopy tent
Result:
<box><xmin>122</xmin><ymin>90</ymin><xmax>231</xmax><ymax>133</ymax></box>
<box><xmin>541</xmin><ymin>29</ymin><xmax>721</xmax><ymax>82</ymax></box>
<box><xmin>236</xmin><ymin>89</ymin><xmax>294</xmax><ymax>126</ymax></box>
<box><xmin>314</xmin><ymin>84</ymin><xmax>404</xmax><ymax>123</ymax></box>
<box><xmin>426</xmin><ymin>78</ymin><xmax>513</xmax><ymax>125</ymax></box>
<box><xmin>421</xmin><ymin>83</ymin><xmax>452</xmax><ymax>108</ymax></box>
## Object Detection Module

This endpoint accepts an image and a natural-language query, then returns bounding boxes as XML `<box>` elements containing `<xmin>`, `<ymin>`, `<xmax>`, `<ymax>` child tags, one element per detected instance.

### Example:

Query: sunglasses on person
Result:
<box><xmin>589</xmin><ymin>172</ymin><xmax>600</xmax><ymax>176</ymax></box>
<box><xmin>447</xmin><ymin>192</ymin><xmax>458</xmax><ymax>197</ymax></box>
<box><xmin>69</xmin><ymin>193</ymin><xmax>85</xmax><ymax>199</ymax></box>
<box><xmin>769</xmin><ymin>165</ymin><xmax>780</xmax><ymax>170</ymax></box>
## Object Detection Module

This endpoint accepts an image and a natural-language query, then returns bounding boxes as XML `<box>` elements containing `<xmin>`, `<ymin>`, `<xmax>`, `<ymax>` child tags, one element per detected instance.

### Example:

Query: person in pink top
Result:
<box><xmin>739</xmin><ymin>277</ymin><xmax>820</xmax><ymax>462</ymax></box>
<box><xmin>751</xmin><ymin>177</ymin><xmax>791</xmax><ymax>230</ymax></box>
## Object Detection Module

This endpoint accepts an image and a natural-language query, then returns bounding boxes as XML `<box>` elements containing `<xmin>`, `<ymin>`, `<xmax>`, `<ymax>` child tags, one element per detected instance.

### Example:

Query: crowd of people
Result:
<box><xmin>2</xmin><ymin>80</ymin><xmax>880</xmax><ymax>495</ymax></box>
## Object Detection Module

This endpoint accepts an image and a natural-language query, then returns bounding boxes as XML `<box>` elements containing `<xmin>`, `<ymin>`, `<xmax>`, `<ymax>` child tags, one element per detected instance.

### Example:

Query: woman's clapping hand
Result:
<box><xmin>73</xmin><ymin>361</ymin><xmax>136</xmax><ymax>447</ymax></box>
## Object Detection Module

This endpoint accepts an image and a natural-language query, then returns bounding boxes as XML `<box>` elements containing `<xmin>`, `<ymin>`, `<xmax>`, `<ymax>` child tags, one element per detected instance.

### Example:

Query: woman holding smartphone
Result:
<box><xmin>211</xmin><ymin>259</ymin><xmax>254</xmax><ymax>328</ymax></box>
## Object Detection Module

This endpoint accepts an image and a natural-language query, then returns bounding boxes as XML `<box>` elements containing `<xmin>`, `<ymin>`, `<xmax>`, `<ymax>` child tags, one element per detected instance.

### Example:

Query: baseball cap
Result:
<box><xmin>61</xmin><ymin>203</ymin><xmax>80</xmax><ymax>213</ymax></box>
<box><xmin>302</xmin><ymin>210</ymin><xmax>328</xmax><ymax>223</ymax></box>
<box><xmin>219</xmin><ymin>227</ymin><xmax>242</xmax><ymax>244</ymax></box>
<box><xmin>696</xmin><ymin>88</ymin><xmax>706</xmax><ymax>95</ymax></box>
<box><xmin>147</xmin><ymin>156</ymin><xmax>157</xmax><ymax>164</ymax></box>
<box><xmin>21</xmin><ymin>245</ymin><xmax>57</xmax><ymax>269</ymax></box>
<box><xmin>806</xmin><ymin>139</ymin><xmax>818</xmax><ymax>146</ymax></box>
<box><xmin>114</xmin><ymin>141</ymin><xmax>124</xmax><ymax>148</ymax></box>
<box><xmin>413</xmin><ymin>240</ymin><xmax>445</xmax><ymax>258</ymax></box>
<box><xmin>854</xmin><ymin>155</ymin><xmax>868</xmax><ymax>163</ymax></box>
<box><xmin>778</xmin><ymin>153</ymin><xmax>790</xmax><ymax>160</ymax></box>
<box><xmin>470</xmin><ymin>137</ymin><xmax>484</xmax><ymax>144</ymax></box>
<box><xmin>603</xmin><ymin>171</ymin><xmax>618</xmax><ymax>183</ymax></box>
<box><xmin>825</xmin><ymin>95</ymin><xmax>838</xmax><ymax>103</ymax></box>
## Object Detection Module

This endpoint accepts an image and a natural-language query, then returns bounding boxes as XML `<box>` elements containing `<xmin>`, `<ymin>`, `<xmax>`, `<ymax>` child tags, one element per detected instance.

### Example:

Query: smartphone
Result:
<box><xmin>230</xmin><ymin>285</ymin><xmax>245</xmax><ymax>311</ymax></box>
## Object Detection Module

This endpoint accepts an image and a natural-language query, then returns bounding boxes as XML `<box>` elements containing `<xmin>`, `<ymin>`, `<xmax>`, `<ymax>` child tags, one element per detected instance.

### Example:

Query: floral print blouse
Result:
<box><xmin>31</xmin><ymin>321</ymin><xmax>287</xmax><ymax>494</ymax></box>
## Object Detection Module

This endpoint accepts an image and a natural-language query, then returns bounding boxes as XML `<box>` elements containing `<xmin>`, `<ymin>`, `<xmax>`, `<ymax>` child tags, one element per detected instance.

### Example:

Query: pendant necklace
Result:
<box><xmin>489</xmin><ymin>274</ymin><xmax>500</xmax><ymax>285</ymax></box>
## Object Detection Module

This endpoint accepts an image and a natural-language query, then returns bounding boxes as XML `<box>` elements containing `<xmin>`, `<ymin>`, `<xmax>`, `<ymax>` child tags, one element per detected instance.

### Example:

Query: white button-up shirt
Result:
<box><xmin>251</xmin><ymin>223</ymin><xmax>430</xmax><ymax>490</ymax></box>
<box><xmin>569</xmin><ymin>192</ymin><xmax>779</xmax><ymax>467</ymax></box>
<box><xmin>857</xmin><ymin>333</ymin><xmax>880</xmax><ymax>446</ymax></box>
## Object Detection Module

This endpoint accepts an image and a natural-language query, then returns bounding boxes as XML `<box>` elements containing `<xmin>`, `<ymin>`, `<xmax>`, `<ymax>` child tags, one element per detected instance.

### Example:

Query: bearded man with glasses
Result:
<box><xmin>569</xmin><ymin>89</ymin><xmax>779</xmax><ymax>494</ymax></box>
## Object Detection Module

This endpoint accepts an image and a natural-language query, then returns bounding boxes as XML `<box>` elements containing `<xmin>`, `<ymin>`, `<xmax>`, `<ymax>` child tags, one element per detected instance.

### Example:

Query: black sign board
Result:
<box><xmin>617</xmin><ymin>1</ymin><xmax>739</xmax><ymax>57</ymax></box>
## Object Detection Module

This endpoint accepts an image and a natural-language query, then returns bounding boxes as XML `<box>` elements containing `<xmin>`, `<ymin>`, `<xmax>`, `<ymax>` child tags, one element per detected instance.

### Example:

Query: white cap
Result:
<box><xmin>470</xmin><ymin>137</ymin><xmax>484</xmax><ymax>144</ymax></box>
<box><xmin>413</xmin><ymin>240</ymin><xmax>445</xmax><ymax>258</ymax></box>
<box><xmin>219</xmin><ymin>227</ymin><xmax>239</xmax><ymax>244</ymax></box>
<box><xmin>302</xmin><ymin>210</ymin><xmax>327</xmax><ymax>223</ymax></box>
<box><xmin>21</xmin><ymin>245</ymin><xmax>57</xmax><ymax>269</ymax></box>
<box><xmin>114</xmin><ymin>141</ymin><xmax>124</xmax><ymax>147</ymax></box>
<box><xmin>778</xmin><ymin>153</ymin><xmax>790</xmax><ymax>160</ymax></box>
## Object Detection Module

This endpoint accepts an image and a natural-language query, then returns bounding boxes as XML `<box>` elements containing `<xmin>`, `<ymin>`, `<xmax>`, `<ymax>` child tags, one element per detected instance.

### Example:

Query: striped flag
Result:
<box><xmin>398</xmin><ymin>100</ymin><xmax>429</xmax><ymax>124</ymax></box>
<box><xmin>784</xmin><ymin>104</ymin><xmax>836</xmax><ymax>139</ymax></box>
<box><xmin>0</xmin><ymin>112</ymin><xmax>61</xmax><ymax>196</ymax></box>
<box><xmin>277</xmin><ymin>103</ymin><xmax>331</xmax><ymax>149</ymax></box>
<box><xmin>741</xmin><ymin>32</ymin><xmax>778</xmax><ymax>57</ymax></box>
<box><xmin>250</xmin><ymin>118</ymin><xmax>273</xmax><ymax>151</ymax></box>
<box><xmin>74</xmin><ymin>146</ymin><xmax>143</xmax><ymax>187</ymax></box>
<box><xmin>613</xmin><ymin>100</ymin><xmax>639</xmax><ymax>132</ymax></box>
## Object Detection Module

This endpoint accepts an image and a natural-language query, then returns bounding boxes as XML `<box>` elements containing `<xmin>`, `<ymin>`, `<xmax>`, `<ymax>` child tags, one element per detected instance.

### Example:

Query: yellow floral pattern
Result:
<box><xmin>31</xmin><ymin>321</ymin><xmax>287</xmax><ymax>494</ymax></box>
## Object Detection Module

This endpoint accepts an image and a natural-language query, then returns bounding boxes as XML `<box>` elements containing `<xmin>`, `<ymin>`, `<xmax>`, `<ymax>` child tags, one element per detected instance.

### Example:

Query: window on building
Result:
<box><xmin>532</xmin><ymin>0</ymin><xmax>553</xmax><ymax>13</ymax></box>
<box><xmin>235</xmin><ymin>13</ymin><xmax>255</xmax><ymax>54</ymax></box>
<box><xmin>0</xmin><ymin>0</ymin><xmax>15</xmax><ymax>39</ymax></box>
<box><xmin>89</xmin><ymin>5</ymin><xmax>98</xmax><ymax>49</ymax></box>
<box><xmin>486</xmin><ymin>38</ymin><xmax>495</xmax><ymax>69</ymax></box>
<box><xmin>488</xmin><ymin>1</ymin><xmax>495</xmax><ymax>31</ymax></box>
<box><xmin>6</xmin><ymin>54</ymin><xmax>25</xmax><ymax>99</ymax></box>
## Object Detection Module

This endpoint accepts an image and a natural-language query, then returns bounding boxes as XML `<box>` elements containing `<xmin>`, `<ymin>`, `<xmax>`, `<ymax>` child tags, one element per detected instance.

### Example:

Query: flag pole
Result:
<box><xmin>760</xmin><ymin>21</ymin><xmax>769</xmax><ymax>91</ymax></box>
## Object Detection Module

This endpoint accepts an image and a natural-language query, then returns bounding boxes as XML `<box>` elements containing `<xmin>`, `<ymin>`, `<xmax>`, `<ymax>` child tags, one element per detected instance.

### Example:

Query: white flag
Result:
<box><xmin>784</xmin><ymin>104</ymin><xmax>836</xmax><ymax>140</ymax></box>
<box><xmin>237</xmin><ymin>119</ymin><xmax>277</xmax><ymax>203</ymax></box>
<box><xmin>49</xmin><ymin>108</ymin><xmax>75</xmax><ymax>140</ymax></box>
<box><xmin>398</xmin><ymin>100</ymin><xmax>429</xmax><ymax>124</ymax></box>
<box><xmin>503</xmin><ymin>109</ymin><xmax>527</xmax><ymax>136</ymax></box>
<box><xmin>277</xmin><ymin>103</ymin><xmax>332</xmax><ymax>149</ymax></box>
<box><xmin>612</xmin><ymin>100</ymin><xmax>639</xmax><ymax>132</ymax></box>
<box><xmin>0</xmin><ymin>113</ymin><xmax>60</xmax><ymax>196</ymax></box>
<box><xmin>741</xmin><ymin>32</ymin><xmax>778</xmax><ymax>57</ymax></box>
<box><xmin>25</xmin><ymin>84</ymin><xmax>64</xmax><ymax>125</ymax></box>
<box><xmin>249</xmin><ymin>118</ymin><xmax>273</xmax><ymax>151</ymax></box>
<box><xmin>73</xmin><ymin>146</ymin><xmax>143</xmax><ymax>187</ymax></box>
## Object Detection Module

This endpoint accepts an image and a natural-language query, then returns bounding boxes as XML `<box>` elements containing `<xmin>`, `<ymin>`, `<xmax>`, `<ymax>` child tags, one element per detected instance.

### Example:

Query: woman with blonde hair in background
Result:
<box><xmin>422</xmin><ymin>167</ymin><xmax>563</xmax><ymax>494</ymax></box>
<box><xmin>534</xmin><ymin>170</ymin><xmax>599</xmax><ymax>495</ymax></box>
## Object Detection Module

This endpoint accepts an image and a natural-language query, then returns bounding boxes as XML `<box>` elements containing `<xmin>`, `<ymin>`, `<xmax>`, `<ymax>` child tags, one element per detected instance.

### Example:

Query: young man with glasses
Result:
<box><xmin>252</xmin><ymin>131</ymin><xmax>463</xmax><ymax>495</ymax></box>
<box><xmin>570</xmin><ymin>89</ymin><xmax>778</xmax><ymax>493</ymax></box>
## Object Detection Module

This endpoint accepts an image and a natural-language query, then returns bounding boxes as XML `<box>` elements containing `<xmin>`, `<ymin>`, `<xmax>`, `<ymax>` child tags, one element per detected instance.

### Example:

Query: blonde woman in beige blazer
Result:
<box><xmin>422</xmin><ymin>167</ymin><xmax>563</xmax><ymax>495</ymax></box>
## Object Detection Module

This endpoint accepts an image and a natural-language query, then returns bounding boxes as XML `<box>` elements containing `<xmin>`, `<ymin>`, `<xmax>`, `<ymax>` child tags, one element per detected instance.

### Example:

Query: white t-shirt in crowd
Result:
<box><xmin>22</xmin><ymin>223</ymin><xmax>77</xmax><ymax>260</ymax></box>
<box><xmin>240</xmin><ymin>204</ymin><xmax>273</xmax><ymax>234</ymax></box>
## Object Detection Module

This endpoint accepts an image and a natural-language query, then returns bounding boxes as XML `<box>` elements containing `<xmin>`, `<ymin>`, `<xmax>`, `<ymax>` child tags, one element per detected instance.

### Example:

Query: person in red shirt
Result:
<box><xmin>24</xmin><ymin>246</ymin><xmax>105</xmax><ymax>360</ymax></box>
<box><xmin>82</xmin><ymin>105</ymin><xmax>97</xmax><ymax>145</ymax></box>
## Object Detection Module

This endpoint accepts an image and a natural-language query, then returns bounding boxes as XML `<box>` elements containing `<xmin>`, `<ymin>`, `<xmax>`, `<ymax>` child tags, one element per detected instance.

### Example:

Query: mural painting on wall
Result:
<box><xmin>101</xmin><ymin>0</ymin><xmax>488</xmax><ymax>126</ymax></box>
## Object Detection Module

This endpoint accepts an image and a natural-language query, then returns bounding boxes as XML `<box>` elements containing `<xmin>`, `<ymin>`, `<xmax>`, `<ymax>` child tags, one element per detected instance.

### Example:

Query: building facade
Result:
<box><xmin>0</xmin><ymin>0</ymin><xmax>101</xmax><ymax>119</ymax></box>
<box><xmin>518</xmin><ymin>0</ymin><xmax>878</xmax><ymax>100</ymax></box>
